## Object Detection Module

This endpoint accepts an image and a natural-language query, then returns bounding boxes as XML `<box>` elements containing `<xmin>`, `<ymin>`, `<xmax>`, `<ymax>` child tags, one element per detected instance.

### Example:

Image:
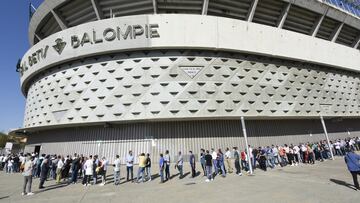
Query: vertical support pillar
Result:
<box><xmin>320</xmin><ymin>115</ymin><xmax>334</xmax><ymax>160</ymax></box>
<box><xmin>241</xmin><ymin>116</ymin><xmax>253</xmax><ymax>175</ymax></box>
<box><xmin>202</xmin><ymin>0</ymin><xmax>209</xmax><ymax>15</ymax></box>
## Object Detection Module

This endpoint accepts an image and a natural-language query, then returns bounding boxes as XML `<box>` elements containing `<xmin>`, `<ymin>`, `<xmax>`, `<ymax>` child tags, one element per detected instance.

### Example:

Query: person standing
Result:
<box><xmin>70</xmin><ymin>154</ymin><xmax>80</xmax><ymax>184</ymax></box>
<box><xmin>159</xmin><ymin>153</ymin><xmax>165</xmax><ymax>183</ymax></box>
<box><xmin>189</xmin><ymin>151</ymin><xmax>196</xmax><ymax>178</ymax></box>
<box><xmin>211</xmin><ymin>149</ymin><xmax>218</xmax><ymax>175</ymax></box>
<box><xmin>83</xmin><ymin>156</ymin><xmax>93</xmax><ymax>186</ymax></box>
<box><xmin>51</xmin><ymin>155</ymin><xmax>58</xmax><ymax>180</ymax></box>
<box><xmin>136</xmin><ymin>153</ymin><xmax>146</xmax><ymax>183</ymax></box>
<box><xmin>145</xmin><ymin>153</ymin><xmax>152</xmax><ymax>181</ymax></box>
<box><xmin>218</xmin><ymin>149</ymin><xmax>226</xmax><ymax>177</ymax></box>
<box><xmin>344</xmin><ymin>148</ymin><xmax>360</xmax><ymax>190</ymax></box>
<box><xmin>164</xmin><ymin>150</ymin><xmax>171</xmax><ymax>181</ymax></box>
<box><xmin>233</xmin><ymin>147</ymin><xmax>242</xmax><ymax>176</ymax></box>
<box><xmin>200</xmin><ymin>149</ymin><xmax>206</xmax><ymax>176</ymax></box>
<box><xmin>126</xmin><ymin>150</ymin><xmax>134</xmax><ymax>182</ymax></box>
<box><xmin>225</xmin><ymin>148</ymin><xmax>233</xmax><ymax>174</ymax></box>
<box><xmin>176</xmin><ymin>151</ymin><xmax>183</xmax><ymax>179</ymax></box>
<box><xmin>100</xmin><ymin>157</ymin><xmax>108</xmax><ymax>186</ymax></box>
<box><xmin>39</xmin><ymin>155</ymin><xmax>50</xmax><ymax>189</ymax></box>
<box><xmin>56</xmin><ymin>156</ymin><xmax>64</xmax><ymax>184</ymax></box>
<box><xmin>205</xmin><ymin>150</ymin><xmax>213</xmax><ymax>182</ymax></box>
<box><xmin>22</xmin><ymin>154</ymin><xmax>34</xmax><ymax>196</ymax></box>
<box><xmin>92</xmin><ymin>155</ymin><xmax>100</xmax><ymax>185</ymax></box>
<box><xmin>113</xmin><ymin>155</ymin><xmax>121</xmax><ymax>185</ymax></box>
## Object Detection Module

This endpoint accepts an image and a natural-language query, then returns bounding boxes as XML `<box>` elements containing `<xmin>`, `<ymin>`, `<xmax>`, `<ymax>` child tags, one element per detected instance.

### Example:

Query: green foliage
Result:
<box><xmin>0</xmin><ymin>132</ymin><xmax>9</xmax><ymax>148</ymax></box>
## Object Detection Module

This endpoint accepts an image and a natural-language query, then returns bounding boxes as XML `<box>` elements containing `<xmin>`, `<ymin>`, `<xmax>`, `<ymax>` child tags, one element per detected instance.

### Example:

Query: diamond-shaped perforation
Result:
<box><xmin>23</xmin><ymin>51</ymin><xmax>360</xmax><ymax>127</ymax></box>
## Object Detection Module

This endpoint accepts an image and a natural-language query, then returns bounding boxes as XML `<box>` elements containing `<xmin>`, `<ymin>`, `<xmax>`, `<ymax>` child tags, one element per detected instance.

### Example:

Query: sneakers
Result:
<box><xmin>211</xmin><ymin>178</ymin><xmax>214</xmax><ymax>181</ymax></box>
<box><xmin>238</xmin><ymin>173</ymin><xmax>243</xmax><ymax>176</ymax></box>
<box><xmin>21</xmin><ymin>192</ymin><xmax>26</xmax><ymax>196</ymax></box>
<box><xmin>205</xmin><ymin>179</ymin><xmax>210</xmax><ymax>182</ymax></box>
<box><xmin>27</xmin><ymin>192</ymin><xmax>34</xmax><ymax>196</ymax></box>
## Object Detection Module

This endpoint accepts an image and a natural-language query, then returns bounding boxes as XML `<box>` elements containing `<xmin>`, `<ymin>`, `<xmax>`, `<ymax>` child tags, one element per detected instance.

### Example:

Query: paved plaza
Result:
<box><xmin>0</xmin><ymin>157</ymin><xmax>359</xmax><ymax>203</ymax></box>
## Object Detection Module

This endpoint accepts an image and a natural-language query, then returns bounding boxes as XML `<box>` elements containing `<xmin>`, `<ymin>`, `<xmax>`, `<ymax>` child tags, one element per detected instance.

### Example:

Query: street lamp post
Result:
<box><xmin>241</xmin><ymin>116</ymin><xmax>253</xmax><ymax>175</ymax></box>
<box><xmin>320</xmin><ymin>115</ymin><xmax>335</xmax><ymax>160</ymax></box>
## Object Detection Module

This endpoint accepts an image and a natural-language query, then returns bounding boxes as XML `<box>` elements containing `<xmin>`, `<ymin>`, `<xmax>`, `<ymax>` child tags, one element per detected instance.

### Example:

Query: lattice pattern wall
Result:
<box><xmin>24</xmin><ymin>50</ymin><xmax>360</xmax><ymax>128</ymax></box>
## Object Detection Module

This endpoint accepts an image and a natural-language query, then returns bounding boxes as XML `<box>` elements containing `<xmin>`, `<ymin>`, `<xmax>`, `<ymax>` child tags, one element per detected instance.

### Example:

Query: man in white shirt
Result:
<box><xmin>293</xmin><ymin>145</ymin><xmax>300</xmax><ymax>165</ymax></box>
<box><xmin>224</xmin><ymin>148</ymin><xmax>233</xmax><ymax>173</ymax></box>
<box><xmin>83</xmin><ymin>155</ymin><xmax>93</xmax><ymax>186</ymax></box>
<box><xmin>113</xmin><ymin>155</ymin><xmax>121</xmax><ymax>185</ymax></box>
<box><xmin>211</xmin><ymin>148</ymin><xmax>218</xmax><ymax>174</ymax></box>
<box><xmin>56</xmin><ymin>156</ymin><xmax>64</xmax><ymax>183</ymax></box>
<box><xmin>126</xmin><ymin>150</ymin><xmax>134</xmax><ymax>182</ymax></box>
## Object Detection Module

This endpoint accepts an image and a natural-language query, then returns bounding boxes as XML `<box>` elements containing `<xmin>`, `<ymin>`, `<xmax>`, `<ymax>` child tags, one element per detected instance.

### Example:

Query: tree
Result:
<box><xmin>0</xmin><ymin>132</ymin><xmax>9</xmax><ymax>148</ymax></box>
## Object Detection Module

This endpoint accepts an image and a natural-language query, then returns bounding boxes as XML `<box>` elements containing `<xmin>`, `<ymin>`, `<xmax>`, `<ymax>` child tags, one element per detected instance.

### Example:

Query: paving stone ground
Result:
<box><xmin>0</xmin><ymin>157</ymin><xmax>359</xmax><ymax>203</ymax></box>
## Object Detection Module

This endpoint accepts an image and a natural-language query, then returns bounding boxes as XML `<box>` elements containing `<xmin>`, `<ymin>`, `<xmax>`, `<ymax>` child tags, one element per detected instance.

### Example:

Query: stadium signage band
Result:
<box><xmin>22</xmin><ymin>23</ymin><xmax>160</xmax><ymax>72</ymax></box>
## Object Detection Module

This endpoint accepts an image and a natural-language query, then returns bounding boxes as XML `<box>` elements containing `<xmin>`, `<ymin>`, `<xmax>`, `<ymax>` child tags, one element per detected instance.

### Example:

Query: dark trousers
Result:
<box><xmin>71</xmin><ymin>167</ymin><xmax>78</xmax><ymax>183</ymax></box>
<box><xmin>165</xmin><ymin>164</ymin><xmax>170</xmax><ymax>180</ymax></box>
<box><xmin>83</xmin><ymin>175</ymin><xmax>91</xmax><ymax>185</ymax></box>
<box><xmin>201</xmin><ymin>163</ymin><xmax>206</xmax><ymax>176</ymax></box>
<box><xmin>235</xmin><ymin>160</ymin><xmax>241</xmax><ymax>174</ymax></box>
<box><xmin>39</xmin><ymin>177</ymin><xmax>46</xmax><ymax>188</ymax></box>
<box><xmin>191</xmin><ymin>164</ymin><xmax>196</xmax><ymax>177</ymax></box>
<box><xmin>351</xmin><ymin>171</ymin><xmax>360</xmax><ymax>189</ymax></box>
<box><xmin>126</xmin><ymin>166</ymin><xmax>133</xmax><ymax>181</ymax></box>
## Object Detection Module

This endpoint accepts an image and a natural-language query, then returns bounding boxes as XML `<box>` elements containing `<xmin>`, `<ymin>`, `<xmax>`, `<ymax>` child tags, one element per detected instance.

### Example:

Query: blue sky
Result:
<box><xmin>0</xmin><ymin>0</ymin><xmax>43</xmax><ymax>133</ymax></box>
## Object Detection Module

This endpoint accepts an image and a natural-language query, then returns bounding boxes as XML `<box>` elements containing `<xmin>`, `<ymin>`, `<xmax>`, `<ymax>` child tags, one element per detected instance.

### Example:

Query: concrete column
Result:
<box><xmin>247</xmin><ymin>0</ymin><xmax>259</xmax><ymax>22</ymax></box>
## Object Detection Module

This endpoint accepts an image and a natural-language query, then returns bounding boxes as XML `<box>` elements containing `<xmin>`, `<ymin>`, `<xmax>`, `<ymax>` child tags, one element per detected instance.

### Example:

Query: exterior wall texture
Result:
<box><xmin>24</xmin><ymin>119</ymin><xmax>360</xmax><ymax>163</ymax></box>
<box><xmin>24</xmin><ymin>50</ymin><xmax>360</xmax><ymax>128</ymax></box>
<box><xmin>16</xmin><ymin>4</ymin><xmax>360</xmax><ymax>163</ymax></box>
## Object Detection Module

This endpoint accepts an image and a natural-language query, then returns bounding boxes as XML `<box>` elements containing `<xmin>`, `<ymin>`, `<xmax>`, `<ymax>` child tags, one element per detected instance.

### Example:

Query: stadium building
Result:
<box><xmin>13</xmin><ymin>0</ymin><xmax>360</xmax><ymax>163</ymax></box>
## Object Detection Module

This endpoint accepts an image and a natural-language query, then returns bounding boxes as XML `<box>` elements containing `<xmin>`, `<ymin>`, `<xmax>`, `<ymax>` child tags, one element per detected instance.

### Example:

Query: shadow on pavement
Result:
<box><xmin>0</xmin><ymin>196</ymin><xmax>9</xmax><ymax>200</ymax></box>
<box><xmin>35</xmin><ymin>182</ymin><xmax>69</xmax><ymax>194</ymax></box>
<box><xmin>329</xmin><ymin>179</ymin><xmax>357</xmax><ymax>190</ymax></box>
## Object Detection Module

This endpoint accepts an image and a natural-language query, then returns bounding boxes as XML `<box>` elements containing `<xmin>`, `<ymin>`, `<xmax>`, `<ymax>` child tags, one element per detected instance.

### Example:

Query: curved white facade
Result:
<box><xmin>16</xmin><ymin>5</ymin><xmax>360</xmax><ymax>162</ymax></box>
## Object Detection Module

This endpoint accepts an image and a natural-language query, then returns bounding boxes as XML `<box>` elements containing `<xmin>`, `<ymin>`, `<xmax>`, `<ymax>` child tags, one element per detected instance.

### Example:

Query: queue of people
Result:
<box><xmin>0</xmin><ymin>137</ymin><xmax>359</xmax><ymax>196</ymax></box>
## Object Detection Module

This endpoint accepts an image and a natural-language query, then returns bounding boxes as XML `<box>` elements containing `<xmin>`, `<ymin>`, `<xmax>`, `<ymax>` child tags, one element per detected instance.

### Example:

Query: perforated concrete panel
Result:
<box><xmin>23</xmin><ymin>50</ymin><xmax>360</xmax><ymax>128</ymax></box>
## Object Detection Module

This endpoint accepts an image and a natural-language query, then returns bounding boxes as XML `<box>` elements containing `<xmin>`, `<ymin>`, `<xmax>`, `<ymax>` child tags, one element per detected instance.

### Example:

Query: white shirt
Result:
<box><xmin>57</xmin><ymin>159</ymin><xmax>64</xmax><ymax>169</ymax></box>
<box><xmin>126</xmin><ymin>154</ymin><xmax>134</xmax><ymax>167</ymax></box>
<box><xmin>102</xmin><ymin>160</ymin><xmax>109</xmax><ymax>171</ymax></box>
<box><xmin>114</xmin><ymin>158</ymin><xmax>121</xmax><ymax>172</ymax></box>
<box><xmin>225</xmin><ymin>151</ymin><xmax>231</xmax><ymax>159</ymax></box>
<box><xmin>19</xmin><ymin>156</ymin><xmax>25</xmax><ymax>164</ymax></box>
<box><xmin>84</xmin><ymin>159</ymin><xmax>93</xmax><ymax>175</ymax></box>
<box><xmin>272</xmin><ymin>147</ymin><xmax>278</xmax><ymax>156</ymax></box>
<box><xmin>293</xmin><ymin>146</ymin><xmax>300</xmax><ymax>154</ymax></box>
<box><xmin>211</xmin><ymin>151</ymin><xmax>217</xmax><ymax>160</ymax></box>
<box><xmin>284</xmin><ymin>147</ymin><xmax>290</xmax><ymax>153</ymax></box>
<box><xmin>249</xmin><ymin>147</ymin><xmax>253</xmax><ymax>158</ymax></box>
<box><xmin>177</xmin><ymin>155</ymin><xmax>183</xmax><ymax>166</ymax></box>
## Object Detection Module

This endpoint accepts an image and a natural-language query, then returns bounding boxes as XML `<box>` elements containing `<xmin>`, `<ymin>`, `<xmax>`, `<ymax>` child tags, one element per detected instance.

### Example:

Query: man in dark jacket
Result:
<box><xmin>189</xmin><ymin>151</ymin><xmax>196</xmax><ymax>178</ymax></box>
<box><xmin>344</xmin><ymin>147</ymin><xmax>360</xmax><ymax>190</ymax></box>
<box><xmin>39</xmin><ymin>155</ymin><xmax>50</xmax><ymax>189</ymax></box>
<box><xmin>70</xmin><ymin>154</ymin><xmax>80</xmax><ymax>184</ymax></box>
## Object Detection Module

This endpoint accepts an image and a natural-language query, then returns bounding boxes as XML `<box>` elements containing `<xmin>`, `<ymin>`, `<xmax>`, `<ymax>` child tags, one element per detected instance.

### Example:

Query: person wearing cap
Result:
<box><xmin>344</xmin><ymin>147</ymin><xmax>360</xmax><ymax>190</ymax></box>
